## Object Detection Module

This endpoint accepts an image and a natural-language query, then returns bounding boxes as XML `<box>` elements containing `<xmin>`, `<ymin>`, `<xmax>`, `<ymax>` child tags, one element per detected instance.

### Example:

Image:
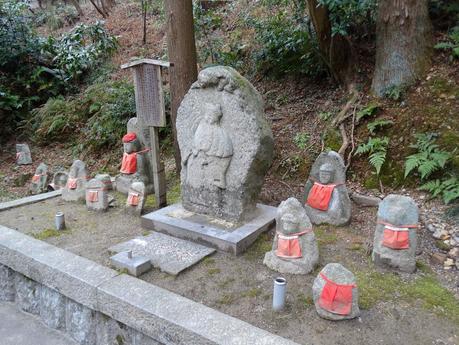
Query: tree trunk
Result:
<box><xmin>165</xmin><ymin>0</ymin><xmax>198</xmax><ymax>174</ymax></box>
<box><xmin>89</xmin><ymin>0</ymin><xmax>107</xmax><ymax>18</ymax></box>
<box><xmin>69</xmin><ymin>0</ymin><xmax>84</xmax><ymax>16</ymax></box>
<box><xmin>372</xmin><ymin>0</ymin><xmax>432</xmax><ymax>96</ymax></box>
<box><xmin>142</xmin><ymin>0</ymin><xmax>147</xmax><ymax>45</ymax></box>
<box><xmin>307</xmin><ymin>0</ymin><xmax>355</xmax><ymax>88</ymax></box>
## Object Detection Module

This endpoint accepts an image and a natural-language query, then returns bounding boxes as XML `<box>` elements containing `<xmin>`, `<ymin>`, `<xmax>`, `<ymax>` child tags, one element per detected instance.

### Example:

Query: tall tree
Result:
<box><xmin>165</xmin><ymin>0</ymin><xmax>198</xmax><ymax>173</ymax></box>
<box><xmin>372</xmin><ymin>0</ymin><xmax>432</xmax><ymax>96</ymax></box>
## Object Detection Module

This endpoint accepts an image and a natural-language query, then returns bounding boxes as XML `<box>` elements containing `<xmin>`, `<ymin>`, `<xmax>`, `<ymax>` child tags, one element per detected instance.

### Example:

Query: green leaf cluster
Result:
<box><xmin>419</xmin><ymin>178</ymin><xmax>459</xmax><ymax>204</ymax></box>
<box><xmin>434</xmin><ymin>26</ymin><xmax>459</xmax><ymax>60</ymax></box>
<box><xmin>367</xmin><ymin>119</ymin><xmax>393</xmax><ymax>135</ymax></box>
<box><xmin>355</xmin><ymin>136</ymin><xmax>389</xmax><ymax>175</ymax></box>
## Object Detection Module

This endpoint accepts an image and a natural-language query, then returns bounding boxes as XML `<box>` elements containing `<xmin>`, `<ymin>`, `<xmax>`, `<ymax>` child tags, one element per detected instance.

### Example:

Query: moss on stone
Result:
<box><xmin>434</xmin><ymin>240</ymin><xmax>451</xmax><ymax>251</ymax></box>
<box><xmin>31</xmin><ymin>228</ymin><xmax>69</xmax><ymax>240</ymax></box>
<box><xmin>323</xmin><ymin>128</ymin><xmax>342</xmax><ymax>152</ymax></box>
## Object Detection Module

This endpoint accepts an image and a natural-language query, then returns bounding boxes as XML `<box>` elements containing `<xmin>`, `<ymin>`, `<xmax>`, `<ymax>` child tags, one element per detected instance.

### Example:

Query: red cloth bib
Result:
<box><xmin>67</xmin><ymin>178</ymin><xmax>78</xmax><ymax>190</ymax></box>
<box><xmin>87</xmin><ymin>190</ymin><xmax>99</xmax><ymax>203</ymax></box>
<box><xmin>32</xmin><ymin>174</ymin><xmax>41</xmax><ymax>183</ymax></box>
<box><xmin>306</xmin><ymin>182</ymin><xmax>336</xmax><ymax>211</ymax></box>
<box><xmin>276</xmin><ymin>230</ymin><xmax>310</xmax><ymax>259</ymax></box>
<box><xmin>378</xmin><ymin>221</ymin><xmax>417</xmax><ymax>250</ymax></box>
<box><xmin>120</xmin><ymin>152</ymin><xmax>137</xmax><ymax>174</ymax></box>
<box><xmin>318</xmin><ymin>273</ymin><xmax>356</xmax><ymax>315</ymax></box>
<box><xmin>127</xmin><ymin>192</ymin><xmax>140</xmax><ymax>206</ymax></box>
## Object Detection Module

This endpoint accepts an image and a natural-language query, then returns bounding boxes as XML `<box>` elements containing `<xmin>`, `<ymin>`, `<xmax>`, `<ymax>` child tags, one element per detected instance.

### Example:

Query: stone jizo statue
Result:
<box><xmin>303</xmin><ymin>151</ymin><xmax>351</xmax><ymax>226</ymax></box>
<box><xmin>263</xmin><ymin>198</ymin><xmax>319</xmax><ymax>274</ymax></box>
<box><xmin>16</xmin><ymin>144</ymin><xmax>32</xmax><ymax>165</ymax></box>
<box><xmin>125</xmin><ymin>181</ymin><xmax>146</xmax><ymax>216</ymax></box>
<box><xmin>183</xmin><ymin>103</ymin><xmax>233</xmax><ymax>190</ymax></box>
<box><xmin>86</xmin><ymin>178</ymin><xmax>109</xmax><ymax>212</ymax></box>
<box><xmin>62</xmin><ymin>160</ymin><xmax>88</xmax><ymax>202</ymax></box>
<box><xmin>30</xmin><ymin>163</ymin><xmax>48</xmax><ymax>195</ymax></box>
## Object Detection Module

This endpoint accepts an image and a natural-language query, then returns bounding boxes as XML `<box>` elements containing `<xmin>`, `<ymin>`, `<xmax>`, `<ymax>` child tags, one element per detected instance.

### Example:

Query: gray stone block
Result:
<box><xmin>97</xmin><ymin>274</ymin><xmax>300</xmax><ymax>345</ymax></box>
<box><xmin>131</xmin><ymin>330</ymin><xmax>163</xmax><ymax>345</ymax></box>
<box><xmin>66</xmin><ymin>299</ymin><xmax>97</xmax><ymax>345</ymax></box>
<box><xmin>97</xmin><ymin>314</ymin><xmax>133</xmax><ymax>345</ymax></box>
<box><xmin>40</xmin><ymin>285</ymin><xmax>66</xmax><ymax>330</ymax></box>
<box><xmin>16</xmin><ymin>143</ymin><xmax>32</xmax><ymax>165</ymax></box>
<box><xmin>15</xmin><ymin>273</ymin><xmax>41</xmax><ymax>315</ymax></box>
<box><xmin>0</xmin><ymin>264</ymin><xmax>15</xmax><ymax>301</ymax></box>
<box><xmin>0</xmin><ymin>190</ymin><xmax>61</xmax><ymax>212</ymax></box>
<box><xmin>110</xmin><ymin>251</ymin><xmax>152</xmax><ymax>277</ymax></box>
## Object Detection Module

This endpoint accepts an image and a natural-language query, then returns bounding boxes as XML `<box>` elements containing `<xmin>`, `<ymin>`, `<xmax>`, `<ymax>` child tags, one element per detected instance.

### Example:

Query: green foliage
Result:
<box><xmin>404</xmin><ymin>133</ymin><xmax>452</xmax><ymax>179</ymax></box>
<box><xmin>367</xmin><ymin>119</ymin><xmax>393</xmax><ymax>135</ymax></box>
<box><xmin>435</xmin><ymin>26</ymin><xmax>459</xmax><ymax>60</ymax></box>
<box><xmin>355</xmin><ymin>136</ymin><xmax>389</xmax><ymax>175</ymax></box>
<box><xmin>293</xmin><ymin>132</ymin><xmax>310</xmax><ymax>149</ymax></box>
<box><xmin>35</xmin><ymin>5</ymin><xmax>79</xmax><ymax>30</ymax></box>
<box><xmin>356</xmin><ymin>102</ymin><xmax>379</xmax><ymax>121</ymax></box>
<box><xmin>419</xmin><ymin>177</ymin><xmax>459</xmax><ymax>204</ymax></box>
<box><xmin>384</xmin><ymin>85</ymin><xmax>404</xmax><ymax>101</ymax></box>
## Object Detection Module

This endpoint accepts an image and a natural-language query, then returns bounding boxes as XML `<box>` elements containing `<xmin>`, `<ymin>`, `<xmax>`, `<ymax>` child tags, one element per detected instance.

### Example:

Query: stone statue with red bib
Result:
<box><xmin>303</xmin><ymin>151</ymin><xmax>351</xmax><ymax>226</ymax></box>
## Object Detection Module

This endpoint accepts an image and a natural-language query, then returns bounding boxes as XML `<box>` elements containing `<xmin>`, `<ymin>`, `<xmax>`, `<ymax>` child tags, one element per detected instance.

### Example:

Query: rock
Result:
<box><xmin>444</xmin><ymin>258</ymin><xmax>455</xmax><ymax>267</ymax></box>
<box><xmin>16</xmin><ymin>143</ymin><xmax>32</xmax><ymax>165</ymax></box>
<box><xmin>431</xmin><ymin>253</ymin><xmax>447</xmax><ymax>265</ymax></box>
<box><xmin>30</xmin><ymin>163</ymin><xmax>48</xmax><ymax>195</ymax></box>
<box><xmin>65</xmin><ymin>300</ymin><xmax>97</xmax><ymax>345</ymax></box>
<box><xmin>177</xmin><ymin>66</ymin><xmax>274</xmax><ymax>222</ymax></box>
<box><xmin>312</xmin><ymin>263</ymin><xmax>360</xmax><ymax>320</ymax></box>
<box><xmin>263</xmin><ymin>198</ymin><xmax>319</xmax><ymax>275</ymax></box>
<box><xmin>50</xmin><ymin>171</ymin><xmax>68</xmax><ymax>191</ymax></box>
<box><xmin>0</xmin><ymin>265</ymin><xmax>15</xmax><ymax>302</ymax></box>
<box><xmin>125</xmin><ymin>181</ymin><xmax>146</xmax><ymax>216</ymax></box>
<box><xmin>62</xmin><ymin>160</ymin><xmax>88</xmax><ymax>202</ymax></box>
<box><xmin>40</xmin><ymin>286</ymin><xmax>66</xmax><ymax>330</ymax></box>
<box><xmin>448</xmin><ymin>247</ymin><xmax>459</xmax><ymax>258</ymax></box>
<box><xmin>350</xmin><ymin>192</ymin><xmax>382</xmax><ymax>207</ymax></box>
<box><xmin>86</xmin><ymin>178</ymin><xmax>109</xmax><ymax>212</ymax></box>
<box><xmin>432</xmin><ymin>228</ymin><xmax>448</xmax><ymax>240</ymax></box>
<box><xmin>372</xmin><ymin>195</ymin><xmax>419</xmax><ymax>273</ymax></box>
<box><xmin>95</xmin><ymin>173</ymin><xmax>113</xmax><ymax>191</ymax></box>
<box><xmin>303</xmin><ymin>151</ymin><xmax>352</xmax><ymax>226</ymax></box>
<box><xmin>426</xmin><ymin>224</ymin><xmax>436</xmax><ymax>233</ymax></box>
<box><xmin>15</xmin><ymin>273</ymin><xmax>40</xmax><ymax>315</ymax></box>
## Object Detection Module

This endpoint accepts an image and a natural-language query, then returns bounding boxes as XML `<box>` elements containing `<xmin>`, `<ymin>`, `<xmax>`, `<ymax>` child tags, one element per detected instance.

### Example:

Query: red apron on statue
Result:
<box><xmin>306</xmin><ymin>182</ymin><xmax>336</xmax><ymax>211</ymax></box>
<box><xmin>87</xmin><ymin>190</ymin><xmax>99</xmax><ymax>203</ymax></box>
<box><xmin>318</xmin><ymin>273</ymin><xmax>356</xmax><ymax>315</ymax></box>
<box><xmin>127</xmin><ymin>192</ymin><xmax>140</xmax><ymax>206</ymax></box>
<box><xmin>120</xmin><ymin>152</ymin><xmax>137</xmax><ymax>174</ymax></box>
<box><xmin>67</xmin><ymin>178</ymin><xmax>78</xmax><ymax>190</ymax></box>
<box><xmin>378</xmin><ymin>221</ymin><xmax>417</xmax><ymax>250</ymax></box>
<box><xmin>32</xmin><ymin>174</ymin><xmax>41</xmax><ymax>183</ymax></box>
<box><xmin>276</xmin><ymin>230</ymin><xmax>310</xmax><ymax>259</ymax></box>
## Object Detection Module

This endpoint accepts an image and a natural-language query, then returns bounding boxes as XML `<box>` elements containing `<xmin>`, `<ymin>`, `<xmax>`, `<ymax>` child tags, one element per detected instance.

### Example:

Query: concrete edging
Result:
<box><xmin>0</xmin><ymin>226</ymin><xmax>301</xmax><ymax>345</ymax></box>
<box><xmin>0</xmin><ymin>190</ymin><xmax>62</xmax><ymax>212</ymax></box>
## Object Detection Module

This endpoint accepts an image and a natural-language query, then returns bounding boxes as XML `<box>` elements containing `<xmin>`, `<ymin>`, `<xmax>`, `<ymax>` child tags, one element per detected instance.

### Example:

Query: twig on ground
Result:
<box><xmin>345</xmin><ymin>105</ymin><xmax>357</xmax><ymax>170</ymax></box>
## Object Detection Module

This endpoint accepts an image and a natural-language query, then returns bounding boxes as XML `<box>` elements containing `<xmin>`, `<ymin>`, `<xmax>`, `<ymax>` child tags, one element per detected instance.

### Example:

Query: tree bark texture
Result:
<box><xmin>69</xmin><ymin>0</ymin><xmax>84</xmax><ymax>16</ymax></box>
<box><xmin>165</xmin><ymin>0</ymin><xmax>198</xmax><ymax>174</ymax></box>
<box><xmin>372</xmin><ymin>0</ymin><xmax>432</xmax><ymax>96</ymax></box>
<box><xmin>307</xmin><ymin>0</ymin><xmax>355</xmax><ymax>87</ymax></box>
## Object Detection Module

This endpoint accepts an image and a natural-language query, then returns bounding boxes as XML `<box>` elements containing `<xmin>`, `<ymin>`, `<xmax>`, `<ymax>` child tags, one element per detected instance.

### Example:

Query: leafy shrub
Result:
<box><xmin>367</xmin><ymin>119</ymin><xmax>393</xmax><ymax>135</ymax></box>
<box><xmin>419</xmin><ymin>177</ymin><xmax>459</xmax><ymax>204</ymax></box>
<box><xmin>356</xmin><ymin>102</ymin><xmax>379</xmax><ymax>121</ymax></box>
<box><xmin>435</xmin><ymin>26</ymin><xmax>459</xmax><ymax>60</ymax></box>
<box><xmin>293</xmin><ymin>132</ymin><xmax>310</xmax><ymax>150</ymax></box>
<box><xmin>355</xmin><ymin>136</ymin><xmax>389</xmax><ymax>175</ymax></box>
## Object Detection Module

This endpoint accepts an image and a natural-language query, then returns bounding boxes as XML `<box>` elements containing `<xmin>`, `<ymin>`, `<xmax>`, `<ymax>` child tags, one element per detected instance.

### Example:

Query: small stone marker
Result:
<box><xmin>95</xmin><ymin>173</ymin><xmax>113</xmax><ymax>191</ymax></box>
<box><xmin>109</xmin><ymin>232</ymin><xmax>216</xmax><ymax>275</ymax></box>
<box><xmin>85</xmin><ymin>178</ymin><xmax>109</xmax><ymax>212</ymax></box>
<box><xmin>30</xmin><ymin>163</ymin><xmax>48</xmax><ymax>195</ymax></box>
<box><xmin>125</xmin><ymin>181</ymin><xmax>146</xmax><ymax>216</ymax></box>
<box><xmin>110</xmin><ymin>250</ymin><xmax>152</xmax><ymax>277</ymax></box>
<box><xmin>62</xmin><ymin>160</ymin><xmax>88</xmax><ymax>202</ymax></box>
<box><xmin>50</xmin><ymin>171</ymin><xmax>68</xmax><ymax>191</ymax></box>
<box><xmin>263</xmin><ymin>198</ymin><xmax>319</xmax><ymax>274</ymax></box>
<box><xmin>372</xmin><ymin>194</ymin><xmax>419</xmax><ymax>273</ymax></box>
<box><xmin>16</xmin><ymin>144</ymin><xmax>32</xmax><ymax>165</ymax></box>
<box><xmin>312</xmin><ymin>263</ymin><xmax>360</xmax><ymax>320</ymax></box>
<box><xmin>303</xmin><ymin>151</ymin><xmax>351</xmax><ymax>226</ymax></box>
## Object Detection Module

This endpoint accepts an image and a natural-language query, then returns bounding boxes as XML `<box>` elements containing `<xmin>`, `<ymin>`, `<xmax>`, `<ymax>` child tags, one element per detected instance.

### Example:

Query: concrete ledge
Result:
<box><xmin>0</xmin><ymin>190</ymin><xmax>62</xmax><ymax>212</ymax></box>
<box><xmin>0</xmin><ymin>226</ymin><xmax>301</xmax><ymax>345</ymax></box>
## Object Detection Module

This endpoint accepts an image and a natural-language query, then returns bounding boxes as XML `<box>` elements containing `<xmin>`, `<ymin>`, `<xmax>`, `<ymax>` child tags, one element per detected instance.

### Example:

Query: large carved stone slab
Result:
<box><xmin>30</xmin><ymin>162</ymin><xmax>48</xmax><ymax>195</ymax></box>
<box><xmin>372</xmin><ymin>194</ymin><xmax>419</xmax><ymax>273</ymax></box>
<box><xmin>62</xmin><ymin>160</ymin><xmax>88</xmax><ymax>202</ymax></box>
<box><xmin>177</xmin><ymin>66</ymin><xmax>274</xmax><ymax>222</ymax></box>
<box><xmin>303</xmin><ymin>151</ymin><xmax>351</xmax><ymax>226</ymax></box>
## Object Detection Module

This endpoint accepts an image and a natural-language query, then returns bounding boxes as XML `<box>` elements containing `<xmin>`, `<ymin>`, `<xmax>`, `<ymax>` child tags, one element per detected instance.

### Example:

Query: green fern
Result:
<box><xmin>404</xmin><ymin>133</ymin><xmax>452</xmax><ymax>180</ymax></box>
<box><xmin>356</xmin><ymin>102</ymin><xmax>379</xmax><ymax>121</ymax></box>
<box><xmin>355</xmin><ymin>136</ymin><xmax>389</xmax><ymax>175</ymax></box>
<box><xmin>420</xmin><ymin>177</ymin><xmax>459</xmax><ymax>204</ymax></box>
<box><xmin>367</xmin><ymin>119</ymin><xmax>393</xmax><ymax>135</ymax></box>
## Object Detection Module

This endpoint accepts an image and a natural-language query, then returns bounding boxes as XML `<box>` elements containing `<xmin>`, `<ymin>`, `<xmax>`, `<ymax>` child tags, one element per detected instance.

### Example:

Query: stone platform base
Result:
<box><xmin>141</xmin><ymin>203</ymin><xmax>276</xmax><ymax>255</ymax></box>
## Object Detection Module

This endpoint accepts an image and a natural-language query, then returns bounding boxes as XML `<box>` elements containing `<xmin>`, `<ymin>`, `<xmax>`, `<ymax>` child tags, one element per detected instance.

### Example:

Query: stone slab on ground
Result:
<box><xmin>109</xmin><ymin>232</ymin><xmax>216</xmax><ymax>275</ymax></box>
<box><xmin>141</xmin><ymin>203</ymin><xmax>276</xmax><ymax>255</ymax></box>
<box><xmin>110</xmin><ymin>251</ymin><xmax>152</xmax><ymax>277</ymax></box>
<box><xmin>0</xmin><ymin>190</ymin><xmax>61</xmax><ymax>212</ymax></box>
<box><xmin>0</xmin><ymin>302</ymin><xmax>78</xmax><ymax>345</ymax></box>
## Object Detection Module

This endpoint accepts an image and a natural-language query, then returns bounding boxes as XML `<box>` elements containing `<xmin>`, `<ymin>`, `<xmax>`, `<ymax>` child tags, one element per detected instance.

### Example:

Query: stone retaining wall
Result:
<box><xmin>0</xmin><ymin>225</ymin><xmax>300</xmax><ymax>345</ymax></box>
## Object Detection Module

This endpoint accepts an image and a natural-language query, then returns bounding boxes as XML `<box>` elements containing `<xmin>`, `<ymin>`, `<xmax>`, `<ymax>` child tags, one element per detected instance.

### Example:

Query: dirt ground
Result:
<box><xmin>0</xmin><ymin>195</ymin><xmax>457</xmax><ymax>345</ymax></box>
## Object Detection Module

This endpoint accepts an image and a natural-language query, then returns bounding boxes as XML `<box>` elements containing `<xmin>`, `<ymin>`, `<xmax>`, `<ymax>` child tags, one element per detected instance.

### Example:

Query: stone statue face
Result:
<box><xmin>281</xmin><ymin>213</ymin><xmax>299</xmax><ymax>234</ymax></box>
<box><xmin>319</xmin><ymin>164</ymin><xmax>334</xmax><ymax>184</ymax></box>
<box><xmin>205</xmin><ymin>104</ymin><xmax>222</xmax><ymax>124</ymax></box>
<box><xmin>124</xmin><ymin>140</ymin><xmax>140</xmax><ymax>154</ymax></box>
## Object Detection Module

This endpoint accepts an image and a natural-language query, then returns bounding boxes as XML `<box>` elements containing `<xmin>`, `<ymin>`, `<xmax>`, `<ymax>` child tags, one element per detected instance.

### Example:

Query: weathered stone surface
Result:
<box><xmin>303</xmin><ymin>151</ymin><xmax>351</xmax><ymax>226</ymax></box>
<box><xmin>263</xmin><ymin>198</ymin><xmax>319</xmax><ymax>275</ymax></box>
<box><xmin>95</xmin><ymin>173</ymin><xmax>113</xmax><ymax>191</ymax></box>
<box><xmin>66</xmin><ymin>300</ymin><xmax>97</xmax><ymax>345</ymax></box>
<box><xmin>312</xmin><ymin>263</ymin><xmax>360</xmax><ymax>321</ymax></box>
<box><xmin>62</xmin><ymin>160</ymin><xmax>88</xmax><ymax>202</ymax></box>
<box><xmin>125</xmin><ymin>181</ymin><xmax>146</xmax><ymax>216</ymax></box>
<box><xmin>16</xmin><ymin>143</ymin><xmax>32</xmax><ymax>165</ymax></box>
<box><xmin>177</xmin><ymin>66</ymin><xmax>274</xmax><ymax>222</ymax></box>
<box><xmin>372</xmin><ymin>194</ymin><xmax>419</xmax><ymax>273</ymax></box>
<box><xmin>0</xmin><ymin>264</ymin><xmax>15</xmax><ymax>301</ymax></box>
<box><xmin>15</xmin><ymin>273</ymin><xmax>41</xmax><ymax>315</ymax></box>
<box><xmin>30</xmin><ymin>163</ymin><xmax>48</xmax><ymax>195</ymax></box>
<box><xmin>97</xmin><ymin>314</ymin><xmax>133</xmax><ymax>345</ymax></box>
<box><xmin>97</xmin><ymin>274</ymin><xmax>300</xmax><ymax>345</ymax></box>
<box><xmin>116</xmin><ymin>128</ymin><xmax>154</xmax><ymax>195</ymax></box>
<box><xmin>0</xmin><ymin>190</ymin><xmax>61</xmax><ymax>212</ymax></box>
<box><xmin>131</xmin><ymin>329</ymin><xmax>163</xmax><ymax>345</ymax></box>
<box><xmin>350</xmin><ymin>192</ymin><xmax>382</xmax><ymax>207</ymax></box>
<box><xmin>85</xmin><ymin>178</ymin><xmax>109</xmax><ymax>212</ymax></box>
<box><xmin>109</xmin><ymin>232</ymin><xmax>215</xmax><ymax>275</ymax></box>
<box><xmin>51</xmin><ymin>171</ymin><xmax>69</xmax><ymax>191</ymax></box>
<box><xmin>110</xmin><ymin>251</ymin><xmax>152</xmax><ymax>277</ymax></box>
<box><xmin>40</xmin><ymin>285</ymin><xmax>66</xmax><ymax>330</ymax></box>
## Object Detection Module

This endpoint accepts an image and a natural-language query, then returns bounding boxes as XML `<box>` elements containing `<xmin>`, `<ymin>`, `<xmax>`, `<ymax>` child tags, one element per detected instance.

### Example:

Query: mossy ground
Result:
<box><xmin>31</xmin><ymin>228</ymin><xmax>70</xmax><ymax>240</ymax></box>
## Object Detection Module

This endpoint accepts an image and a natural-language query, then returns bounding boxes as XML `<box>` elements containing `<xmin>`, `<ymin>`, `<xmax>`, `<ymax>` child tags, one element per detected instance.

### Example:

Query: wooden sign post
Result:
<box><xmin>121</xmin><ymin>59</ymin><xmax>170</xmax><ymax>208</ymax></box>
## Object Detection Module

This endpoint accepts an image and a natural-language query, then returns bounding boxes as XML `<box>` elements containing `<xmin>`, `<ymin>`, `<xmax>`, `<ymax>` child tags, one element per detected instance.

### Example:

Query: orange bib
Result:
<box><xmin>318</xmin><ymin>273</ymin><xmax>356</xmax><ymax>315</ymax></box>
<box><xmin>87</xmin><ymin>190</ymin><xmax>99</xmax><ymax>203</ymax></box>
<box><xmin>276</xmin><ymin>230</ymin><xmax>310</xmax><ymax>259</ymax></box>
<box><xmin>127</xmin><ymin>192</ymin><xmax>140</xmax><ymax>206</ymax></box>
<box><xmin>120</xmin><ymin>152</ymin><xmax>137</xmax><ymax>174</ymax></box>
<box><xmin>306</xmin><ymin>182</ymin><xmax>336</xmax><ymax>211</ymax></box>
<box><xmin>378</xmin><ymin>221</ymin><xmax>417</xmax><ymax>250</ymax></box>
<box><xmin>32</xmin><ymin>174</ymin><xmax>41</xmax><ymax>183</ymax></box>
<box><xmin>67</xmin><ymin>178</ymin><xmax>78</xmax><ymax>190</ymax></box>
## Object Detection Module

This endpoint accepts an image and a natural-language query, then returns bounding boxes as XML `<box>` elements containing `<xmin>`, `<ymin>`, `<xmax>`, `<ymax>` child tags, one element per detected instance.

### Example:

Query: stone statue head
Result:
<box><xmin>123</xmin><ymin>132</ymin><xmax>141</xmax><ymax>153</ymax></box>
<box><xmin>319</xmin><ymin>163</ymin><xmax>335</xmax><ymax>184</ymax></box>
<box><xmin>204</xmin><ymin>103</ymin><xmax>223</xmax><ymax>124</ymax></box>
<box><xmin>281</xmin><ymin>212</ymin><xmax>300</xmax><ymax>235</ymax></box>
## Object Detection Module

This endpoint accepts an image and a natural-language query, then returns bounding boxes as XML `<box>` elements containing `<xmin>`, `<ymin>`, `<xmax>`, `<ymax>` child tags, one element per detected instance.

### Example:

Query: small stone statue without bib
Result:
<box><xmin>62</xmin><ymin>160</ymin><xmax>88</xmax><ymax>202</ymax></box>
<box><xmin>372</xmin><ymin>194</ymin><xmax>419</xmax><ymax>273</ymax></box>
<box><xmin>16</xmin><ymin>144</ymin><xmax>32</xmax><ymax>165</ymax></box>
<box><xmin>263</xmin><ymin>198</ymin><xmax>319</xmax><ymax>274</ymax></box>
<box><xmin>303</xmin><ymin>151</ymin><xmax>351</xmax><ymax>226</ymax></box>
